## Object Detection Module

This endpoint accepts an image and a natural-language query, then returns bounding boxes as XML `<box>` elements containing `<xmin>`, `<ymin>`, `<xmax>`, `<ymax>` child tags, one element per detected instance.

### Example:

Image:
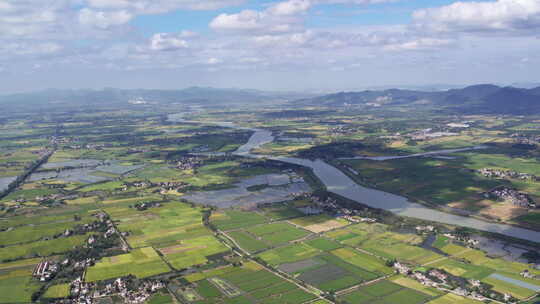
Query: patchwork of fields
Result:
<box><xmin>180</xmin><ymin>261</ymin><xmax>318</xmax><ymax>304</ymax></box>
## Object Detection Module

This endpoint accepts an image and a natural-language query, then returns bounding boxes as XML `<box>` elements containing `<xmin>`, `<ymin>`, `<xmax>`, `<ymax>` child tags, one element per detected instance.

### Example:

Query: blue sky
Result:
<box><xmin>0</xmin><ymin>0</ymin><xmax>538</xmax><ymax>92</ymax></box>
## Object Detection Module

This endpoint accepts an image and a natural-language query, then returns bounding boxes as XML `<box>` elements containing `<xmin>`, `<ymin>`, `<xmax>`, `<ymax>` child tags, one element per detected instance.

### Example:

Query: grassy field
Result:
<box><xmin>258</xmin><ymin>243</ymin><xmax>320</xmax><ymax>266</ymax></box>
<box><xmin>159</xmin><ymin>235</ymin><xmax>228</xmax><ymax>270</ymax></box>
<box><xmin>0</xmin><ymin>258</ymin><xmax>42</xmax><ymax>304</ymax></box>
<box><xmin>342</xmin><ymin>150</ymin><xmax>540</xmax><ymax>226</ymax></box>
<box><xmin>184</xmin><ymin>262</ymin><xmax>316</xmax><ymax>304</ymax></box>
<box><xmin>85</xmin><ymin>247</ymin><xmax>171</xmax><ymax>282</ymax></box>
<box><xmin>339</xmin><ymin>280</ymin><xmax>434</xmax><ymax>304</ymax></box>
<box><xmin>427</xmin><ymin>293</ymin><xmax>483</xmax><ymax>304</ymax></box>
<box><xmin>43</xmin><ymin>284</ymin><xmax>70</xmax><ymax>299</ymax></box>
<box><xmin>0</xmin><ymin>214</ymin><xmax>94</xmax><ymax>247</ymax></box>
<box><xmin>103</xmin><ymin>201</ymin><xmax>230</xmax><ymax>271</ymax></box>
<box><xmin>0</xmin><ymin>234</ymin><xmax>90</xmax><ymax>262</ymax></box>
<box><xmin>326</xmin><ymin>223</ymin><xmax>440</xmax><ymax>265</ymax></box>
<box><xmin>211</xmin><ymin>210</ymin><xmax>268</xmax><ymax>231</ymax></box>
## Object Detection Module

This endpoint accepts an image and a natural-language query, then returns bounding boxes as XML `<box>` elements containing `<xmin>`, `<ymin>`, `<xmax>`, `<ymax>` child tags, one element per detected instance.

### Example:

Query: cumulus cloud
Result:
<box><xmin>268</xmin><ymin>0</ymin><xmax>311</xmax><ymax>16</ymax></box>
<box><xmin>150</xmin><ymin>33</ymin><xmax>189</xmax><ymax>51</ymax></box>
<box><xmin>210</xmin><ymin>0</ymin><xmax>314</xmax><ymax>33</ymax></box>
<box><xmin>84</xmin><ymin>0</ymin><xmax>245</xmax><ymax>14</ymax></box>
<box><xmin>0</xmin><ymin>0</ymin><xmax>66</xmax><ymax>38</ymax></box>
<box><xmin>413</xmin><ymin>0</ymin><xmax>540</xmax><ymax>34</ymax></box>
<box><xmin>210</xmin><ymin>10</ymin><xmax>267</xmax><ymax>31</ymax></box>
<box><xmin>78</xmin><ymin>8</ymin><xmax>133</xmax><ymax>29</ymax></box>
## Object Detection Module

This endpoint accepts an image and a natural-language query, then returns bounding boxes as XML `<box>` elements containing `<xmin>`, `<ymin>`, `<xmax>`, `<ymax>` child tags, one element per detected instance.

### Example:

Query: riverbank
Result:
<box><xmin>168</xmin><ymin>114</ymin><xmax>540</xmax><ymax>244</ymax></box>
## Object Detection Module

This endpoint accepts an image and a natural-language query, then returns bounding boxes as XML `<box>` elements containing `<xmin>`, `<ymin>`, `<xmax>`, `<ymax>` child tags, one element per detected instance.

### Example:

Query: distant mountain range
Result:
<box><xmin>295</xmin><ymin>84</ymin><xmax>540</xmax><ymax>114</ymax></box>
<box><xmin>2</xmin><ymin>84</ymin><xmax>540</xmax><ymax>115</ymax></box>
<box><xmin>0</xmin><ymin>87</ymin><xmax>312</xmax><ymax>109</ymax></box>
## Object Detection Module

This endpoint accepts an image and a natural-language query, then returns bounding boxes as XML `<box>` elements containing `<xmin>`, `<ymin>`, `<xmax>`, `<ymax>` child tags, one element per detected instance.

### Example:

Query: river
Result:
<box><xmin>169</xmin><ymin>115</ymin><xmax>540</xmax><ymax>243</ymax></box>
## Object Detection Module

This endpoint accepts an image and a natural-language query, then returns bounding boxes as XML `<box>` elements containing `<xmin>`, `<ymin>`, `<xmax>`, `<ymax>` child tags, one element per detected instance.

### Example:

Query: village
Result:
<box><xmin>483</xmin><ymin>187</ymin><xmax>536</xmax><ymax>208</ymax></box>
<box><xmin>478</xmin><ymin>168</ymin><xmax>540</xmax><ymax>182</ymax></box>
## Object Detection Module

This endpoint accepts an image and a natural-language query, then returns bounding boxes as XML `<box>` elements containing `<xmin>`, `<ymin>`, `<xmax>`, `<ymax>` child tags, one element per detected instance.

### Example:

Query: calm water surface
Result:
<box><xmin>168</xmin><ymin>114</ymin><xmax>540</xmax><ymax>242</ymax></box>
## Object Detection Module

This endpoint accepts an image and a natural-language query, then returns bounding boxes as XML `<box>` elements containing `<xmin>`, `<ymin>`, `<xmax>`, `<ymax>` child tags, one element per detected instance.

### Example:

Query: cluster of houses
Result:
<box><xmin>174</xmin><ymin>156</ymin><xmax>203</xmax><ymax>170</ymax></box>
<box><xmin>478</xmin><ymin>168</ymin><xmax>539</xmax><ymax>181</ymax></box>
<box><xmin>393</xmin><ymin>262</ymin><xmax>515</xmax><ymax>303</ymax></box>
<box><xmin>122</xmin><ymin>180</ymin><xmax>190</xmax><ymax>193</ymax></box>
<box><xmin>33</xmin><ymin>260</ymin><xmax>59</xmax><ymax>281</ymax></box>
<box><xmin>61</xmin><ymin>277</ymin><xmax>165</xmax><ymax>304</ymax></box>
<box><xmin>444</xmin><ymin>233</ymin><xmax>478</xmax><ymax>246</ymax></box>
<box><xmin>415</xmin><ymin>225</ymin><xmax>435</xmax><ymax>233</ymax></box>
<box><xmin>510</xmin><ymin>133</ymin><xmax>540</xmax><ymax>146</ymax></box>
<box><xmin>520</xmin><ymin>269</ymin><xmax>540</xmax><ymax>280</ymax></box>
<box><xmin>158</xmin><ymin>181</ymin><xmax>190</xmax><ymax>194</ymax></box>
<box><xmin>291</xmin><ymin>192</ymin><xmax>375</xmax><ymax>222</ymax></box>
<box><xmin>93</xmin><ymin>278</ymin><xmax>165</xmax><ymax>304</ymax></box>
<box><xmin>65</xmin><ymin>143</ymin><xmax>109</xmax><ymax>151</ymax></box>
<box><xmin>408</xmin><ymin>128</ymin><xmax>458</xmax><ymax>141</ymax></box>
<box><xmin>328</xmin><ymin>125</ymin><xmax>358</xmax><ymax>136</ymax></box>
<box><xmin>483</xmin><ymin>187</ymin><xmax>536</xmax><ymax>208</ymax></box>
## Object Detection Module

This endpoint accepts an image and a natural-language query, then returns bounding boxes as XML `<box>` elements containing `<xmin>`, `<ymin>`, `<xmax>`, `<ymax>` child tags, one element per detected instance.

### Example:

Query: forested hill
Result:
<box><xmin>295</xmin><ymin>84</ymin><xmax>540</xmax><ymax>114</ymax></box>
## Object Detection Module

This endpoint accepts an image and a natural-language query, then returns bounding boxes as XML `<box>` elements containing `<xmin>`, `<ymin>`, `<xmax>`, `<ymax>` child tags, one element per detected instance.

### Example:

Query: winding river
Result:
<box><xmin>170</xmin><ymin>115</ymin><xmax>540</xmax><ymax>243</ymax></box>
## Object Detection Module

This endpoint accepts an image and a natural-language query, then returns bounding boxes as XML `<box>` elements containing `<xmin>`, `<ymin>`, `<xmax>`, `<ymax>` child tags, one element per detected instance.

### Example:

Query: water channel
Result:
<box><xmin>169</xmin><ymin>115</ymin><xmax>540</xmax><ymax>243</ymax></box>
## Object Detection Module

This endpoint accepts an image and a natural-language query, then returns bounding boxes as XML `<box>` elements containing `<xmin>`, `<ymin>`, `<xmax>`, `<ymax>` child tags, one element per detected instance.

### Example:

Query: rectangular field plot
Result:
<box><xmin>0</xmin><ymin>213</ymin><xmax>94</xmax><ymax>247</ymax></box>
<box><xmin>0</xmin><ymin>234</ymin><xmax>90</xmax><ymax>262</ymax></box>
<box><xmin>361</xmin><ymin>240</ymin><xmax>441</xmax><ymax>265</ymax></box>
<box><xmin>43</xmin><ymin>284</ymin><xmax>70</xmax><ymax>299</ymax></box>
<box><xmin>339</xmin><ymin>280</ymin><xmax>434</xmax><ymax>304</ymax></box>
<box><xmin>0</xmin><ymin>259</ymin><xmax>42</xmax><ymax>304</ymax></box>
<box><xmin>428</xmin><ymin>258</ymin><xmax>494</xmax><ymax>280</ymax></box>
<box><xmin>85</xmin><ymin>247</ymin><xmax>171</xmax><ymax>282</ymax></box>
<box><xmin>258</xmin><ymin>243</ymin><xmax>320</xmax><ymax>266</ymax></box>
<box><xmin>227</xmin><ymin>221</ymin><xmax>311</xmax><ymax>253</ymax></box>
<box><xmin>330</xmin><ymin>248</ymin><xmax>393</xmax><ymax>275</ymax></box>
<box><xmin>211</xmin><ymin>210</ymin><xmax>268</xmax><ymax>231</ymax></box>
<box><xmin>246</xmin><ymin>222</ymin><xmax>310</xmax><ymax>245</ymax></box>
<box><xmin>482</xmin><ymin>273</ymin><xmax>540</xmax><ymax>299</ymax></box>
<box><xmin>304</xmin><ymin>238</ymin><xmax>342</xmax><ymax>251</ymax></box>
<box><xmin>390</xmin><ymin>275</ymin><xmax>444</xmax><ymax>297</ymax></box>
<box><xmin>185</xmin><ymin>262</ymin><xmax>317</xmax><ymax>304</ymax></box>
<box><xmin>274</xmin><ymin>250</ymin><xmax>385</xmax><ymax>292</ymax></box>
<box><xmin>159</xmin><ymin>235</ymin><xmax>229</xmax><ymax>270</ymax></box>
<box><xmin>104</xmin><ymin>202</ymin><xmax>207</xmax><ymax>248</ymax></box>
<box><xmin>289</xmin><ymin>214</ymin><xmax>348</xmax><ymax>233</ymax></box>
<box><xmin>427</xmin><ymin>293</ymin><xmax>483</xmax><ymax>304</ymax></box>
<box><xmin>228</xmin><ymin>231</ymin><xmax>268</xmax><ymax>253</ymax></box>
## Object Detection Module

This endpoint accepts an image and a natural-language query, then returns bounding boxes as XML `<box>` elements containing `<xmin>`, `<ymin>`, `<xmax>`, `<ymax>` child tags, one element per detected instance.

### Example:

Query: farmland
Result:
<box><xmin>86</xmin><ymin>247</ymin><xmax>171</xmax><ymax>282</ymax></box>
<box><xmin>0</xmin><ymin>104</ymin><xmax>539</xmax><ymax>303</ymax></box>
<box><xmin>180</xmin><ymin>261</ymin><xmax>317</xmax><ymax>304</ymax></box>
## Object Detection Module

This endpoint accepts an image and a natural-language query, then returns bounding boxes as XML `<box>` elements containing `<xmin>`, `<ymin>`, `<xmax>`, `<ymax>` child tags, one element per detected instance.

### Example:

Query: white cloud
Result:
<box><xmin>0</xmin><ymin>1</ymin><xmax>64</xmax><ymax>37</ymax></box>
<box><xmin>150</xmin><ymin>33</ymin><xmax>189</xmax><ymax>51</ymax></box>
<box><xmin>268</xmin><ymin>0</ymin><xmax>311</xmax><ymax>16</ymax></box>
<box><xmin>384</xmin><ymin>38</ymin><xmax>453</xmax><ymax>51</ymax></box>
<box><xmin>413</xmin><ymin>0</ymin><xmax>540</xmax><ymax>34</ymax></box>
<box><xmin>209</xmin><ymin>0</ymin><xmax>312</xmax><ymax>34</ymax></box>
<box><xmin>211</xmin><ymin>10</ymin><xmax>267</xmax><ymax>31</ymax></box>
<box><xmin>84</xmin><ymin>0</ymin><xmax>245</xmax><ymax>14</ymax></box>
<box><xmin>0</xmin><ymin>42</ymin><xmax>63</xmax><ymax>56</ymax></box>
<box><xmin>78</xmin><ymin>8</ymin><xmax>133</xmax><ymax>29</ymax></box>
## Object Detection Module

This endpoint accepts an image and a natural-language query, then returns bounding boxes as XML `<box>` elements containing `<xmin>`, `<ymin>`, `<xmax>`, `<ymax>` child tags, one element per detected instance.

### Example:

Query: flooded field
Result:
<box><xmin>30</xmin><ymin>161</ymin><xmax>144</xmax><ymax>184</ymax></box>
<box><xmin>0</xmin><ymin>176</ymin><xmax>16</xmax><ymax>192</ymax></box>
<box><xmin>42</xmin><ymin>159</ymin><xmax>102</xmax><ymax>169</ymax></box>
<box><xmin>183</xmin><ymin>173</ymin><xmax>310</xmax><ymax>208</ymax></box>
